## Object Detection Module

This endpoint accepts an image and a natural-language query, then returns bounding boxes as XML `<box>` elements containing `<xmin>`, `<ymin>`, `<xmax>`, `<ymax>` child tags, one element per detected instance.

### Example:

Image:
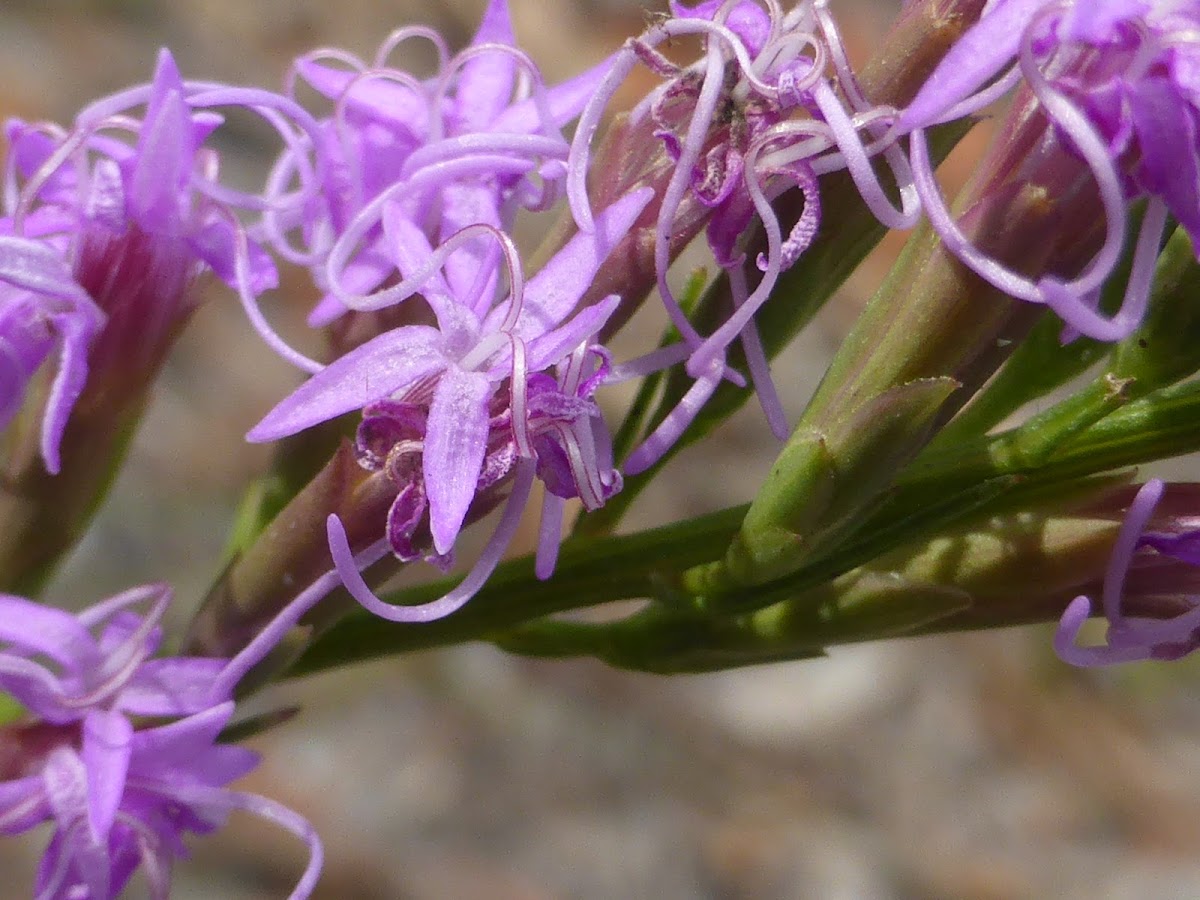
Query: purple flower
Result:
<box><xmin>7</xmin><ymin>48</ymin><xmax>328</xmax><ymax>376</ymax></box>
<box><xmin>340</xmin><ymin>338</ymin><xmax>618</xmax><ymax>589</ymax></box>
<box><xmin>323</xmin><ymin>359</ymin><xmax>609</xmax><ymax>617</ymax></box>
<box><xmin>264</xmin><ymin>0</ymin><xmax>612</xmax><ymax>327</ymax></box>
<box><xmin>253</xmin><ymin>189</ymin><xmax>651</xmax><ymax>619</ymax></box>
<box><xmin>0</xmin><ymin>584</ymin><xmax>224</xmax><ymax>725</ymax></box>
<box><xmin>0</xmin><ymin>236</ymin><xmax>103</xmax><ymax>473</ymax></box>
<box><xmin>252</xmin><ymin>190</ymin><xmax>646</xmax><ymax>533</ymax></box>
<box><xmin>1</xmin><ymin>705</ymin><xmax>318</xmax><ymax>900</ymax></box>
<box><xmin>898</xmin><ymin>0</ymin><xmax>1200</xmax><ymax>341</ymax></box>
<box><xmin>568</xmin><ymin>0</ymin><xmax>917</xmax><ymax>472</ymax></box>
<box><xmin>0</xmin><ymin>583</ymin><xmax>329</xmax><ymax>897</ymax></box>
<box><xmin>1056</xmin><ymin>479</ymin><xmax>1200</xmax><ymax>665</ymax></box>
<box><xmin>352</xmin><ymin>395</ymin><xmax>519</xmax><ymax>572</ymax></box>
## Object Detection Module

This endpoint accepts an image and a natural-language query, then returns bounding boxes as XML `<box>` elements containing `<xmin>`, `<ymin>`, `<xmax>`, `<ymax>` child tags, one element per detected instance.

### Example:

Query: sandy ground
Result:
<box><xmin>4</xmin><ymin>2</ymin><xmax>1200</xmax><ymax>898</ymax></box>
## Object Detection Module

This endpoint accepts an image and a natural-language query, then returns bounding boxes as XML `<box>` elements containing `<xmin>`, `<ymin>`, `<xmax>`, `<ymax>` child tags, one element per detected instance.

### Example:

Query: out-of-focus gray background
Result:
<box><xmin>4</xmin><ymin>1</ymin><xmax>1200</xmax><ymax>897</ymax></box>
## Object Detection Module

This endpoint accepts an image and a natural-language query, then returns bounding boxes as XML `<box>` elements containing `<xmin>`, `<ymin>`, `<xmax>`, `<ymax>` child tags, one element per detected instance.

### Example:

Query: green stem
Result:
<box><xmin>290</xmin><ymin>503</ymin><xmax>745</xmax><ymax>676</ymax></box>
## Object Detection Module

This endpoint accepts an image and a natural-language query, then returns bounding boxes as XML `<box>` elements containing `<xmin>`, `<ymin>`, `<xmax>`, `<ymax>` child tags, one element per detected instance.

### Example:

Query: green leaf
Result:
<box><xmin>291</xmin><ymin>375</ymin><xmax>1200</xmax><ymax>677</ymax></box>
<box><xmin>720</xmin><ymin>377</ymin><xmax>959</xmax><ymax>589</ymax></box>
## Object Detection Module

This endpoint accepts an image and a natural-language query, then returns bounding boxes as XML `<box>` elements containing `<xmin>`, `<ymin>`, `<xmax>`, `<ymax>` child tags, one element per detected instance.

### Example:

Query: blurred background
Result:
<box><xmin>4</xmin><ymin>1</ymin><xmax>1200</xmax><ymax>897</ymax></box>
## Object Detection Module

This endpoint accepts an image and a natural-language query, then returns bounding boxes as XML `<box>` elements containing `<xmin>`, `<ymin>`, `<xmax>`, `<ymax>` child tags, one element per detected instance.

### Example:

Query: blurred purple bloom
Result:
<box><xmin>899</xmin><ymin>0</ymin><xmax>1200</xmax><ymax>341</ymax></box>
<box><xmin>0</xmin><ymin>584</ymin><xmax>223</xmax><ymax>725</ymax></box>
<box><xmin>265</xmin><ymin>0</ymin><xmax>612</xmax><ymax>326</ymax></box>
<box><xmin>7</xmin><ymin>48</ymin><xmax>328</xmax><ymax>374</ymax></box>
<box><xmin>0</xmin><ymin>584</ymin><xmax>326</xmax><ymax>898</ymax></box>
<box><xmin>1056</xmin><ymin>479</ymin><xmax>1200</xmax><ymax>665</ymax></box>
<box><xmin>0</xmin><ymin>46</ymin><xmax>329</xmax><ymax>473</ymax></box>
<box><xmin>2</xmin><ymin>705</ymin><xmax>318</xmax><ymax>900</ymax></box>
<box><xmin>0</xmin><ymin>235</ymin><xmax>103</xmax><ymax>473</ymax></box>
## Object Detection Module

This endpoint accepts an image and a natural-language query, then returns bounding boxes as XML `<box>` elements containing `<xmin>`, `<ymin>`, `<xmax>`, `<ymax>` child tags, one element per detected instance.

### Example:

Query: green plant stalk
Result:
<box><xmin>182</xmin><ymin>442</ymin><xmax>398</xmax><ymax>659</ymax></box>
<box><xmin>0</xmin><ymin>378</ymin><xmax>147</xmax><ymax>596</ymax></box>
<box><xmin>0</xmin><ymin>693</ymin><xmax>23</xmax><ymax>729</ymax></box>
<box><xmin>497</xmin><ymin>472</ymin><xmax>1200</xmax><ymax>675</ymax></box>
<box><xmin>290</xmin><ymin>503</ymin><xmax>745</xmax><ymax>676</ymax></box>
<box><xmin>293</xmin><ymin>373</ymin><xmax>1200</xmax><ymax>678</ymax></box>
<box><xmin>930</xmin><ymin>223</ymin><xmax>1194</xmax><ymax>451</ymax></box>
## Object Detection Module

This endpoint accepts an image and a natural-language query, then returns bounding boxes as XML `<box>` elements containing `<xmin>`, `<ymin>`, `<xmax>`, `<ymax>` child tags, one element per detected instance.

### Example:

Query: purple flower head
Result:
<box><xmin>0</xmin><ymin>705</ymin><xmax>319</xmax><ymax>900</ymax></box>
<box><xmin>1</xmin><ymin>704</ymin><xmax>320</xmax><ymax>900</ymax></box>
<box><xmin>252</xmin><ymin>188</ymin><xmax>651</xmax><ymax>621</ymax></box>
<box><xmin>568</xmin><ymin>0</ymin><xmax>918</xmax><ymax>472</ymax></box>
<box><xmin>0</xmin><ymin>584</ymin><xmax>224</xmax><ymax>725</ymax></box>
<box><xmin>7</xmin><ymin>49</ymin><xmax>330</xmax><ymax>375</ymax></box>
<box><xmin>251</xmin><ymin>189</ymin><xmax>647</xmax><ymax>542</ymax></box>
<box><xmin>899</xmin><ymin>0</ymin><xmax>1200</xmax><ymax>342</ymax></box>
<box><xmin>345</xmin><ymin>339</ymin><xmax>619</xmax><ymax>584</ymax></box>
<box><xmin>0</xmin><ymin>235</ymin><xmax>103</xmax><ymax>473</ymax></box>
<box><xmin>0</xmin><ymin>583</ymin><xmax>328</xmax><ymax>897</ymax></box>
<box><xmin>1056</xmin><ymin>479</ymin><xmax>1200</xmax><ymax>665</ymax></box>
<box><xmin>266</xmin><ymin>0</ymin><xmax>614</xmax><ymax>328</ymax></box>
<box><xmin>323</xmin><ymin>340</ymin><xmax>623</xmax><ymax>621</ymax></box>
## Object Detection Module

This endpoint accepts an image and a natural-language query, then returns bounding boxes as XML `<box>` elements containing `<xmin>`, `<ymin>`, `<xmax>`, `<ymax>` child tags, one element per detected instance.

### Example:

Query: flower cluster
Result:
<box><xmin>0</xmin><ymin>583</ymin><xmax>323</xmax><ymax>898</ymax></box>
<box><xmin>0</xmin><ymin>0</ymin><xmax>959</xmax><ymax>622</ymax></box>
<box><xmin>236</xmin><ymin>0</ymin><xmax>920</xmax><ymax>612</ymax></box>
<box><xmin>8</xmin><ymin>0</ymin><xmax>1200</xmax><ymax>888</ymax></box>
<box><xmin>264</xmin><ymin>0</ymin><xmax>610</xmax><ymax>330</ymax></box>
<box><xmin>0</xmin><ymin>49</ymin><xmax>325</xmax><ymax>472</ymax></box>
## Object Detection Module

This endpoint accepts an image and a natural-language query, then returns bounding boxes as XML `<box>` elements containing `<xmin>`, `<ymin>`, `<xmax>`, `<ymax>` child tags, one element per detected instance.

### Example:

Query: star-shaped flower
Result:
<box><xmin>250</xmin><ymin>188</ymin><xmax>651</xmax><ymax>557</ymax></box>
<box><xmin>0</xmin><ymin>584</ymin><xmax>224</xmax><ymax>725</ymax></box>
<box><xmin>0</xmin><ymin>581</ymin><xmax>329</xmax><ymax>898</ymax></box>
